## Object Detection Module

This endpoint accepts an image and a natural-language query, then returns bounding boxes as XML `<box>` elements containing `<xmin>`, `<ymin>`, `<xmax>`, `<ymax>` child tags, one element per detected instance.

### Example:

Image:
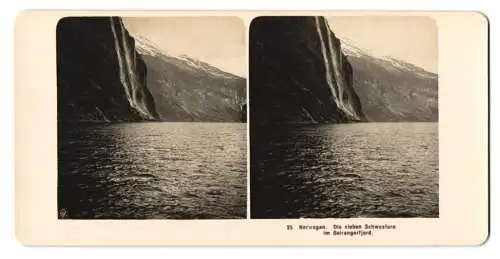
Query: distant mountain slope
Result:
<box><xmin>340</xmin><ymin>38</ymin><xmax>439</xmax><ymax>122</ymax></box>
<box><xmin>134</xmin><ymin>35</ymin><xmax>247</xmax><ymax>122</ymax></box>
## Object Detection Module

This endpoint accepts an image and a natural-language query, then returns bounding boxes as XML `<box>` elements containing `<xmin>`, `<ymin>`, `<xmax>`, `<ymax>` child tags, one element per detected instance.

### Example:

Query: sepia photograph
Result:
<box><xmin>56</xmin><ymin>16</ymin><xmax>247</xmax><ymax>219</ymax></box>
<box><xmin>249</xmin><ymin>16</ymin><xmax>439</xmax><ymax>219</ymax></box>
<box><xmin>15</xmin><ymin>10</ymin><xmax>489</xmax><ymax>246</ymax></box>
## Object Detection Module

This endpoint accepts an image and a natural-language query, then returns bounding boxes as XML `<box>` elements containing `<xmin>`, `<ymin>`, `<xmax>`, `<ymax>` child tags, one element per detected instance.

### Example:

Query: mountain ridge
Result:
<box><xmin>339</xmin><ymin>37</ymin><xmax>437</xmax><ymax>78</ymax></box>
<box><xmin>338</xmin><ymin>37</ymin><xmax>438</xmax><ymax>122</ymax></box>
<box><xmin>133</xmin><ymin>34</ymin><xmax>243</xmax><ymax>81</ymax></box>
<box><xmin>133</xmin><ymin>34</ymin><xmax>247</xmax><ymax>122</ymax></box>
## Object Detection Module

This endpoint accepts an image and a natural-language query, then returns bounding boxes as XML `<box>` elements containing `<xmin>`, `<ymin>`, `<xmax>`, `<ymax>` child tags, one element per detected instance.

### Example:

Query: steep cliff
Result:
<box><xmin>133</xmin><ymin>36</ymin><xmax>246</xmax><ymax>122</ymax></box>
<box><xmin>57</xmin><ymin>17</ymin><xmax>159</xmax><ymax>122</ymax></box>
<box><xmin>249</xmin><ymin>16</ymin><xmax>365</xmax><ymax>125</ymax></box>
<box><xmin>241</xmin><ymin>103</ymin><xmax>247</xmax><ymax>123</ymax></box>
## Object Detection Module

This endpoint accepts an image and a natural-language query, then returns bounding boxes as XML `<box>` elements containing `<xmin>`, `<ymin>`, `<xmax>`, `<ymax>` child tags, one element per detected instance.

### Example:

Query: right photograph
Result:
<box><xmin>249</xmin><ymin>16</ymin><xmax>439</xmax><ymax>218</ymax></box>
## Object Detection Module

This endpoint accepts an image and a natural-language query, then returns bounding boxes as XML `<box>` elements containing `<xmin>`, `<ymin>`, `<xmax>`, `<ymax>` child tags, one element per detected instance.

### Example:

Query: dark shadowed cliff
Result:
<box><xmin>249</xmin><ymin>16</ymin><xmax>365</xmax><ymax>125</ymax></box>
<box><xmin>133</xmin><ymin>36</ymin><xmax>246</xmax><ymax>122</ymax></box>
<box><xmin>57</xmin><ymin>17</ymin><xmax>159</xmax><ymax>122</ymax></box>
<box><xmin>241</xmin><ymin>103</ymin><xmax>247</xmax><ymax>123</ymax></box>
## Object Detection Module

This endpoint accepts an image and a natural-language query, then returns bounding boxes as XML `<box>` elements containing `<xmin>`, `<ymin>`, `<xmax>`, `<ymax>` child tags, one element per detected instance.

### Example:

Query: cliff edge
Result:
<box><xmin>57</xmin><ymin>17</ymin><xmax>159</xmax><ymax>122</ymax></box>
<box><xmin>249</xmin><ymin>16</ymin><xmax>365</xmax><ymax>125</ymax></box>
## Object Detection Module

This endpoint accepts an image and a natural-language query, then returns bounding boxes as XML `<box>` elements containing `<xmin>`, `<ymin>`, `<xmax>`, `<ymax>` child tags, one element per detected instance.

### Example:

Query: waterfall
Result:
<box><xmin>110</xmin><ymin>18</ymin><xmax>132</xmax><ymax>104</ymax></box>
<box><xmin>324</xmin><ymin>19</ymin><xmax>345</xmax><ymax>103</ymax></box>
<box><xmin>315</xmin><ymin>16</ymin><xmax>339</xmax><ymax>102</ymax></box>
<box><xmin>301</xmin><ymin>106</ymin><xmax>318</xmax><ymax>124</ymax></box>
<box><xmin>324</xmin><ymin>19</ymin><xmax>357</xmax><ymax>118</ymax></box>
<box><xmin>110</xmin><ymin>17</ymin><xmax>154</xmax><ymax>119</ymax></box>
<box><xmin>314</xmin><ymin>17</ymin><xmax>359</xmax><ymax>120</ymax></box>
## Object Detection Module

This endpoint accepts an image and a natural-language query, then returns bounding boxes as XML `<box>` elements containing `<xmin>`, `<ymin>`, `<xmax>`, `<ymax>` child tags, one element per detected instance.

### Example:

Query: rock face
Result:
<box><xmin>134</xmin><ymin>36</ymin><xmax>246</xmax><ymax>122</ymax></box>
<box><xmin>249</xmin><ymin>16</ymin><xmax>365</xmax><ymax>125</ymax></box>
<box><xmin>341</xmin><ymin>39</ymin><xmax>439</xmax><ymax>122</ymax></box>
<box><xmin>241</xmin><ymin>103</ymin><xmax>247</xmax><ymax>123</ymax></box>
<box><xmin>57</xmin><ymin>17</ymin><xmax>159</xmax><ymax>122</ymax></box>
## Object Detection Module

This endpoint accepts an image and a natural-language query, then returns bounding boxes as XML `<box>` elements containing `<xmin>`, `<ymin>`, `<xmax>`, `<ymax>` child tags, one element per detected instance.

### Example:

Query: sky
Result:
<box><xmin>121</xmin><ymin>16</ymin><xmax>437</xmax><ymax>76</ymax></box>
<box><xmin>327</xmin><ymin>16</ymin><xmax>438</xmax><ymax>73</ymax></box>
<box><xmin>122</xmin><ymin>16</ymin><xmax>246</xmax><ymax>77</ymax></box>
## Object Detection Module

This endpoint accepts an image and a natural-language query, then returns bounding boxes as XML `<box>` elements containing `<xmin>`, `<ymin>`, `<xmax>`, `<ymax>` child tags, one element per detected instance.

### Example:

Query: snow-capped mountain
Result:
<box><xmin>340</xmin><ymin>38</ymin><xmax>437</xmax><ymax>79</ymax></box>
<box><xmin>339</xmin><ymin>38</ymin><xmax>438</xmax><ymax>122</ymax></box>
<box><xmin>248</xmin><ymin>16</ymin><xmax>436</xmax><ymax>124</ymax></box>
<box><xmin>132</xmin><ymin>35</ymin><xmax>246</xmax><ymax>122</ymax></box>
<box><xmin>134</xmin><ymin>35</ymin><xmax>163</xmax><ymax>57</ymax></box>
<box><xmin>134</xmin><ymin>35</ymin><xmax>240</xmax><ymax>81</ymax></box>
<box><xmin>339</xmin><ymin>38</ymin><xmax>369</xmax><ymax>58</ymax></box>
<box><xmin>378</xmin><ymin>55</ymin><xmax>438</xmax><ymax>79</ymax></box>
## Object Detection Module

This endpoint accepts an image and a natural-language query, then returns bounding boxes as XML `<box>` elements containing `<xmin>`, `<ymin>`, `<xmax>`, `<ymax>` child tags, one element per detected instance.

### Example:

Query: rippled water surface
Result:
<box><xmin>250</xmin><ymin>123</ymin><xmax>438</xmax><ymax>218</ymax></box>
<box><xmin>58</xmin><ymin>122</ymin><xmax>247</xmax><ymax>219</ymax></box>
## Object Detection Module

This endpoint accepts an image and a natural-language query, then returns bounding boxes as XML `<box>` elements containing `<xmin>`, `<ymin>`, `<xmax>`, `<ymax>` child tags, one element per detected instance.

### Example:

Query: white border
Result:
<box><xmin>3</xmin><ymin>1</ymin><xmax>498</xmax><ymax>259</ymax></box>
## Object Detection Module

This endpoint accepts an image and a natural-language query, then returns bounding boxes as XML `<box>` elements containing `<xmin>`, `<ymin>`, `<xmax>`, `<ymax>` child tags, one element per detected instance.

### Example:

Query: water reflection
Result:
<box><xmin>250</xmin><ymin>123</ymin><xmax>439</xmax><ymax>218</ymax></box>
<box><xmin>58</xmin><ymin>122</ymin><xmax>247</xmax><ymax>219</ymax></box>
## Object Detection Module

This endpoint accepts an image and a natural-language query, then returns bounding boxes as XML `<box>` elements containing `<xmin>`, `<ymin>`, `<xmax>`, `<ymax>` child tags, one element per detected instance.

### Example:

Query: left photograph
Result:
<box><xmin>57</xmin><ymin>16</ymin><xmax>247</xmax><ymax>219</ymax></box>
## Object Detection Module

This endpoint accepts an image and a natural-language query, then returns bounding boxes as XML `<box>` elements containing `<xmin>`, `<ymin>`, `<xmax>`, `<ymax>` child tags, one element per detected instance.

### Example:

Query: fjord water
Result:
<box><xmin>250</xmin><ymin>122</ymin><xmax>438</xmax><ymax>218</ymax></box>
<box><xmin>58</xmin><ymin>122</ymin><xmax>247</xmax><ymax>219</ymax></box>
